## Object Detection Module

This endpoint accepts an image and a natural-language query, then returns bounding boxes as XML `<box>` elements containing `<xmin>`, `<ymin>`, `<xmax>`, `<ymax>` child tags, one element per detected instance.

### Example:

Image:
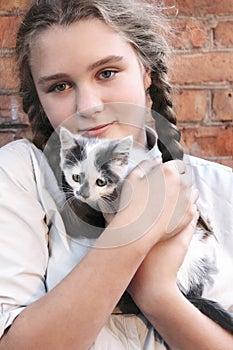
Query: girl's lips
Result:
<box><xmin>84</xmin><ymin>122</ymin><xmax>114</xmax><ymax>137</ymax></box>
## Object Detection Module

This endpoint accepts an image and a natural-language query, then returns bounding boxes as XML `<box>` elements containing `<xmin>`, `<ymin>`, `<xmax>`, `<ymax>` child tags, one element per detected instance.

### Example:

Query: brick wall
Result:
<box><xmin>0</xmin><ymin>0</ymin><xmax>232</xmax><ymax>167</ymax></box>
<box><xmin>0</xmin><ymin>0</ymin><xmax>31</xmax><ymax>146</ymax></box>
<box><xmin>168</xmin><ymin>0</ymin><xmax>233</xmax><ymax>167</ymax></box>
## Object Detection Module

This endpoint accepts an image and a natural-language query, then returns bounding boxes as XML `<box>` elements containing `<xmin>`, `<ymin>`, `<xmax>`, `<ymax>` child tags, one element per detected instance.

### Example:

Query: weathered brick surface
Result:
<box><xmin>215</xmin><ymin>21</ymin><xmax>233</xmax><ymax>48</ymax></box>
<box><xmin>219</xmin><ymin>159</ymin><xmax>233</xmax><ymax>168</ymax></box>
<box><xmin>0</xmin><ymin>16</ymin><xmax>21</xmax><ymax>48</ymax></box>
<box><xmin>212</xmin><ymin>90</ymin><xmax>233</xmax><ymax>121</ymax></box>
<box><xmin>170</xmin><ymin>0</ymin><xmax>233</xmax><ymax>16</ymax></box>
<box><xmin>180</xmin><ymin>125</ymin><xmax>232</xmax><ymax>158</ymax></box>
<box><xmin>14</xmin><ymin>127</ymin><xmax>32</xmax><ymax>141</ymax></box>
<box><xmin>0</xmin><ymin>0</ymin><xmax>30</xmax><ymax>11</ymax></box>
<box><xmin>169</xmin><ymin>1</ymin><xmax>233</xmax><ymax>167</ymax></box>
<box><xmin>0</xmin><ymin>56</ymin><xmax>19</xmax><ymax>90</ymax></box>
<box><xmin>173</xmin><ymin>90</ymin><xmax>208</xmax><ymax>122</ymax></box>
<box><xmin>170</xmin><ymin>19</ymin><xmax>208</xmax><ymax>49</ymax></box>
<box><xmin>0</xmin><ymin>94</ymin><xmax>28</xmax><ymax>123</ymax></box>
<box><xmin>0</xmin><ymin>0</ymin><xmax>232</xmax><ymax>167</ymax></box>
<box><xmin>0</xmin><ymin>131</ymin><xmax>15</xmax><ymax>146</ymax></box>
<box><xmin>171</xmin><ymin>52</ymin><xmax>233</xmax><ymax>84</ymax></box>
<box><xmin>0</xmin><ymin>128</ymin><xmax>32</xmax><ymax>147</ymax></box>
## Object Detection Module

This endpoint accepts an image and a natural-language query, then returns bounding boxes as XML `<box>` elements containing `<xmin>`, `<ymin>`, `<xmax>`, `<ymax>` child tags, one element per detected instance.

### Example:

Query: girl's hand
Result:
<box><xmin>127</xmin><ymin>212</ymin><xmax>199</xmax><ymax>314</ymax></box>
<box><xmin>128</xmin><ymin>213</ymin><xmax>233</xmax><ymax>350</ymax></box>
<box><xmin>103</xmin><ymin>158</ymin><xmax>199</xmax><ymax>248</ymax></box>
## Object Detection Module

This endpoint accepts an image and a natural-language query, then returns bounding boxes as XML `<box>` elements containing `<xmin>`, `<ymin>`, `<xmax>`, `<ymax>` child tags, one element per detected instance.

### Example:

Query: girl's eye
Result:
<box><xmin>72</xmin><ymin>174</ymin><xmax>80</xmax><ymax>182</ymax></box>
<box><xmin>99</xmin><ymin>70</ymin><xmax>116</xmax><ymax>80</ymax></box>
<box><xmin>51</xmin><ymin>82</ymin><xmax>72</xmax><ymax>92</ymax></box>
<box><xmin>96</xmin><ymin>178</ymin><xmax>107</xmax><ymax>187</ymax></box>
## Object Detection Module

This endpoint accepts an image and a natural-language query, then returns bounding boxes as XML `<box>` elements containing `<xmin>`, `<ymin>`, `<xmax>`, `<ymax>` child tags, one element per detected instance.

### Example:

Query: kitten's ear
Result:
<box><xmin>59</xmin><ymin>127</ymin><xmax>76</xmax><ymax>150</ymax></box>
<box><xmin>109</xmin><ymin>136</ymin><xmax>133</xmax><ymax>166</ymax></box>
<box><xmin>113</xmin><ymin>136</ymin><xmax>133</xmax><ymax>155</ymax></box>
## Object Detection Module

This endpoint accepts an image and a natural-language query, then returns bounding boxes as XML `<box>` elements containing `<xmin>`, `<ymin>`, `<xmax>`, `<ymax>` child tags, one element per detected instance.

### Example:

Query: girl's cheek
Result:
<box><xmin>42</xmin><ymin>96</ymin><xmax>77</xmax><ymax>129</ymax></box>
<box><xmin>47</xmin><ymin>109</ymin><xmax>75</xmax><ymax>129</ymax></box>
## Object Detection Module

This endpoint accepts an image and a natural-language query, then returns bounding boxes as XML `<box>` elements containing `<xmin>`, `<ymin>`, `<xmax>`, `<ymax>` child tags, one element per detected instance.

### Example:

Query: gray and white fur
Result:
<box><xmin>59</xmin><ymin>127</ymin><xmax>233</xmax><ymax>347</ymax></box>
<box><xmin>59</xmin><ymin>126</ymin><xmax>152</xmax><ymax>213</ymax></box>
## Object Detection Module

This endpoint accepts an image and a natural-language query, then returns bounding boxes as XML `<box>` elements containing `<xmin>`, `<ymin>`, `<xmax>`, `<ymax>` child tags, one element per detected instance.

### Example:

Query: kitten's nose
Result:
<box><xmin>76</xmin><ymin>183</ymin><xmax>90</xmax><ymax>199</ymax></box>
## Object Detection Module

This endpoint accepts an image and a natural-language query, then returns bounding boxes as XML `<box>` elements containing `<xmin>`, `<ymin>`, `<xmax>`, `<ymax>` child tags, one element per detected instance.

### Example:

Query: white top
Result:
<box><xmin>0</xmin><ymin>136</ymin><xmax>232</xmax><ymax>349</ymax></box>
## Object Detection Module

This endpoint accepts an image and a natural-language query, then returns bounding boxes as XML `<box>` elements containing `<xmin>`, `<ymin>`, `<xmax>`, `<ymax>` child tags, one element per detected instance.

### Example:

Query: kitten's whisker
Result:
<box><xmin>60</xmin><ymin>197</ymin><xmax>73</xmax><ymax>210</ymax></box>
<box><xmin>102</xmin><ymin>193</ymin><xmax>119</xmax><ymax>202</ymax></box>
<box><xmin>59</xmin><ymin>184</ymin><xmax>72</xmax><ymax>192</ymax></box>
<box><xmin>60</xmin><ymin>188</ymin><xmax>74</xmax><ymax>198</ymax></box>
<box><xmin>100</xmin><ymin>196</ymin><xmax>119</xmax><ymax>213</ymax></box>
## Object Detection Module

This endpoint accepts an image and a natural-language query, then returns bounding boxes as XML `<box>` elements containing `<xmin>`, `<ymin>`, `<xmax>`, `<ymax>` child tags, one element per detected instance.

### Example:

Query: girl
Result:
<box><xmin>0</xmin><ymin>1</ymin><xmax>232</xmax><ymax>349</ymax></box>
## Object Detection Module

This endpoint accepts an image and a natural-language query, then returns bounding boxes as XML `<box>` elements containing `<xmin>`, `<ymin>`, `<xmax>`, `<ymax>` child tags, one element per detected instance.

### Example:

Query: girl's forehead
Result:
<box><xmin>32</xmin><ymin>18</ymin><xmax>122</xmax><ymax>49</ymax></box>
<box><xmin>30</xmin><ymin>18</ymin><xmax>139</xmax><ymax>75</ymax></box>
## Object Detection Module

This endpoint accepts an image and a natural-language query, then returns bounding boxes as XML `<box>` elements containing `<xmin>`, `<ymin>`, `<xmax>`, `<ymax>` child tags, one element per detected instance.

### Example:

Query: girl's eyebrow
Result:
<box><xmin>37</xmin><ymin>55</ymin><xmax>123</xmax><ymax>86</ymax></box>
<box><xmin>88</xmin><ymin>55</ymin><xmax>123</xmax><ymax>71</ymax></box>
<box><xmin>37</xmin><ymin>73</ymin><xmax>70</xmax><ymax>86</ymax></box>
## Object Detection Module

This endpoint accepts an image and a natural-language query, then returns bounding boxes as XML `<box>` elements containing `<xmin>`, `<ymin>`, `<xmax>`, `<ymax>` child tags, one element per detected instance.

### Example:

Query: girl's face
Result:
<box><xmin>30</xmin><ymin>19</ymin><xmax>151</xmax><ymax>146</ymax></box>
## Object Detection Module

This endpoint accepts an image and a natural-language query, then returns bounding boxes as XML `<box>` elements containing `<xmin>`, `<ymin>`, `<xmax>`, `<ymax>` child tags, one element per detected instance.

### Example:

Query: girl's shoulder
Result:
<box><xmin>184</xmin><ymin>154</ymin><xmax>232</xmax><ymax>189</ymax></box>
<box><xmin>184</xmin><ymin>154</ymin><xmax>233</xmax><ymax>251</ymax></box>
<box><xmin>0</xmin><ymin>138</ymin><xmax>41</xmax><ymax>164</ymax></box>
<box><xmin>0</xmin><ymin>138</ymin><xmax>65</xmax><ymax>212</ymax></box>
<box><xmin>184</xmin><ymin>154</ymin><xmax>232</xmax><ymax>175</ymax></box>
<box><xmin>184</xmin><ymin>153</ymin><xmax>232</xmax><ymax>205</ymax></box>
<box><xmin>0</xmin><ymin>139</ymin><xmax>44</xmax><ymax>192</ymax></box>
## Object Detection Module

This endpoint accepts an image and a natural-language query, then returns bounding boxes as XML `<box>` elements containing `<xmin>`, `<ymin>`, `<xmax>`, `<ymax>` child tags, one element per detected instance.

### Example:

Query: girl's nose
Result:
<box><xmin>76</xmin><ymin>86</ymin><xmax>104</xmax><ymax>118</ymax></box>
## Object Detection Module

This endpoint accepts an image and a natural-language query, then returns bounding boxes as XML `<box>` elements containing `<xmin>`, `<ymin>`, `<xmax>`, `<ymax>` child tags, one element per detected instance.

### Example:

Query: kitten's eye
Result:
<box><xmin>96</xmin><ymin>178</ymin><xmax>107</xmax><ymax>187</ymax></box>
<box><xmin>72</xmin><ymin>174</ymin><xmax>81</xmax><ymax>182</ymax></box>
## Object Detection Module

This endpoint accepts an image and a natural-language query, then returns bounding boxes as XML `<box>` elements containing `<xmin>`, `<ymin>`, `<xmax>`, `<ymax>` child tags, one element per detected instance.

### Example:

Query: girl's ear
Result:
<box><xmin>144</xmin><ymin>67</ymin><xmax>152</xmax><ymax>109</ymax></box>
<box><xmin>144</xmin><ymin>67</ymin><xmax>152</xmax><ymax>91</ymax></box>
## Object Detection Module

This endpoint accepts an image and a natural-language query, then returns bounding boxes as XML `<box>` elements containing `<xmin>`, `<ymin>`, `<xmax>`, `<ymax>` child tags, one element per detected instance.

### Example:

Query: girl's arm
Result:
<box><xmin>128</xmin><ymin>220</ymin><xmax>233</xmax><ymax>350</ymax></box>
<box><xmin>0</xmin><ymin>159</ymin><xmax>196</xmax><ymax>350</ymax></box>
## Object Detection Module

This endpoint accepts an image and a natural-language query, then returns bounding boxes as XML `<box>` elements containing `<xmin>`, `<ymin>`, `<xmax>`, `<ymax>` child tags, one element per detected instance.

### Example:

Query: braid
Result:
<box><xmin>149</xmin><ymin>59</ymin><xmax>184</xmax><ymax>163</ymax></box>
<box><xmin>20</xmin><ymin>78</ymin><xmax>54</xmax><ymax>150</ymax></box>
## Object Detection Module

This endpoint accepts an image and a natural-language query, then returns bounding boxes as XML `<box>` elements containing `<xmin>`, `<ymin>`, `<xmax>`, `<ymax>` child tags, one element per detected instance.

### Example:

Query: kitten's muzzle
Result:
<box><xmin>75</xmin><ymin>185</ymin><xmax>90</xmax><ymax>200</ymax></box>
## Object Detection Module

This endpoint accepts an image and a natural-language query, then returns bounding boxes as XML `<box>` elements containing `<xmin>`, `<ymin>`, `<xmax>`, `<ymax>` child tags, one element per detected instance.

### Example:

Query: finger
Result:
<box><xmin>130</xmin><ymin>156</ymin><xmax>162</xmax><ymax>179</ymax></box>
<box><xmin>182</xmin><ymin>210</ymin><xmax>199</xmax><ymax>242</ymax></box>
<box><xmin>191</xmin><ymin>209</ymin><xmax>200</xmax><ymax>228</ymax></box>
<box><xmin>166</xmin><ymin>184</ymin><xmax>197</xmax><ymax>235</ymax></box>
<box><xmin>177</xmin><ymin>194</ymin><xmax>199</xmax><ymax>233</ymax></box>
<box><xmin>192</xmin><ymin>188</ymin><xmax>199</xmax><ymax>203</ymax></box>
<box><xmin>164</xmin><ymin>159</ymin><xmax>187</xmax><ymax>175</ymax></box>
<box><xmin>174</xmin><ymin>159</ymin><xmax>186</xmax><ymax>174</ymax></box>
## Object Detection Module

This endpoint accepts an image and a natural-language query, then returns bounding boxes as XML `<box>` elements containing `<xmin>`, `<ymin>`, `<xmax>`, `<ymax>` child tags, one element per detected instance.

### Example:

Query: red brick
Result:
<box><xmin>0</xmin><ymin>94</ymin><xmax>21</xmax><ymax>110</ymax></box>
<box><xmin>174</xmin><ymin>90</ymin><xmax>207</xmax><ymax>122</ymax></box>
<box><xmin>170</xmin><ymin>19</ymin><xmax>207</xmax><ymax>49</ymax></box>
<box><xmin>171</xmin><ymin>52</ymin><xmax>233</xmax><ymax>84</ymax></box>
<box><xmin>0</xmin><ymin>94</ymin><xmax>28</xmax><ymax>123</ymax></box>
<box><xmin>0</xmin><ymin>56</ymin><xmax>19</xmax><ymax>90</ymax></box>
<box><xmin>14</xmin><ymin>127</ymin><xmax>32</xmax><ymax>141</ymax></box>
<box><xmin>0</xmin><ymin>128</ymin><xmax>32</xmax><ymax>147</ymax></box>
<box><xmin>172</xmin><ymin>0</ymin><xmax>233</xmax><ymax>16</ymax></box>
<box><xmin>212</xmin><ymin>90</ymin><xmax>233</xmax><ymax>121</ymax></box>
<box><xmin>0</xmin><ymin>0</ymin><xmax>30</xmax><ymax>12</ymax></box>
<box><xmin>217</xmin><ymin>158</ymin><xmax>233</xmax><ymax>168</ymax></box>
<box><xmin>181</xmin><ymin>125</ymin><xmax>233</xmax><ymax>158</ymax></box>
<box><xmin>0</xmin><ymin>131</ymin><xmax>15</xmax><ymax>147</ymax></box>
<box><xmin>0</xmin><ymin>16</ymin><xmax>21</xmax><ymax>48</ymax></box>
<box><xmin>215</xmin><ymin>21</ymin><xmax>233</xmax><ymax>48</ymax></box>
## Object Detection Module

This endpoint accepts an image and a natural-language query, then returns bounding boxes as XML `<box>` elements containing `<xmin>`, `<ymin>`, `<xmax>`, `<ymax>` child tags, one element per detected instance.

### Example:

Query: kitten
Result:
<box><xmin>59</xmin><ymin>126</ymin><xmax>153</xmax><ymax>215</ymax></box>
<box><xmin>59</xmin><ymin>127</ymin><xmax>233</xmax><ymax>346</ymax></box>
